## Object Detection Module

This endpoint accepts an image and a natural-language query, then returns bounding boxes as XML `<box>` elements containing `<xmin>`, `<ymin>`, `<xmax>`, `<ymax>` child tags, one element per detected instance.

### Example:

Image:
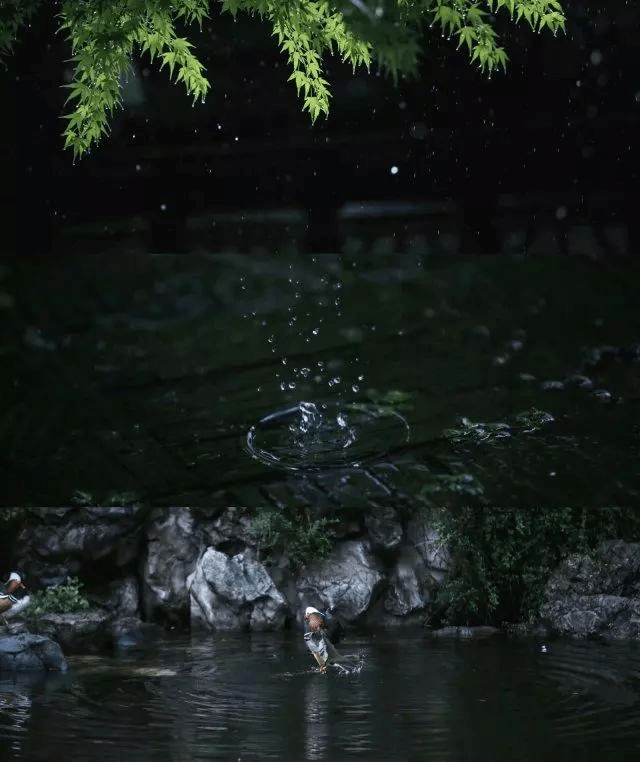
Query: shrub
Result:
<box><xmin>27</xmin><ymin>576</ymin><xmax>91</xmax><ymax>617</ymax></box>
<box><xmin>430</xmin><ymin>502</ymin><xmax>640</xmax><ymax>626</ymax></box>
<box><xmin>251</xmin><ymin>510</ymin><xmax>337</xmax><ymax>569</ymax></box>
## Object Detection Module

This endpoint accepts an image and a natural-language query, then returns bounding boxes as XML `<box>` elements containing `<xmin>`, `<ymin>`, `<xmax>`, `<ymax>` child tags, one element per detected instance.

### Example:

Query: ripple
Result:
<box><xmin>246</xmin><ymin>400</ymin><xmax>410</xmax><ymax>470</ymax></box>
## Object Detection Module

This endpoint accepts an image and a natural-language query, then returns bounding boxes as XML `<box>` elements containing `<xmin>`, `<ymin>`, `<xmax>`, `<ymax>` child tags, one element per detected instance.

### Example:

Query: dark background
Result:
<box><xmin>1</xmin><ymin>0</ymin><xmax>638</xmax><ymax>256</ymax></box>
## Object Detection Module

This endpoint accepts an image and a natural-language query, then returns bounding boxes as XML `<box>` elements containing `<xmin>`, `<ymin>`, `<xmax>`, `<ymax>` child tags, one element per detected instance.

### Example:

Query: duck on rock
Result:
<box><xmin>1</xmin><ymin>572</ymin><xmax>31</xmax><ymax>629</ymax></box>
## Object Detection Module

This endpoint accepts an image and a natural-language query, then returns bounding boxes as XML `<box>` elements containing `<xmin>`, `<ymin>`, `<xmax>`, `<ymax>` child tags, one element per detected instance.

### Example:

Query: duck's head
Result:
<box><xmin>305</xmin><ymin>606</ymin><xmax>322</xmax><ymax>620</ymax></box>
<box><xmin>6</xmin><ymin>571</ymin><xmax>25</xmax><ymax>593</ymax></box>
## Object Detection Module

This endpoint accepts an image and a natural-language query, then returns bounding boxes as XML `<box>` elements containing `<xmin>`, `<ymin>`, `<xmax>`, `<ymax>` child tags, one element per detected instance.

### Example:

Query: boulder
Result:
<box><xmin>109</xmin><ymin>575</ymin><xmax>140</xmax><ymax>618</ymax></box>
<box><xmin>201</xmin><ymin>506</ymin><xmax>255</xmax><ymax>553</ymax></box>
<box><xmin>364</xmin><ymin>506</ymin><xmax>403</xmax><ymax>551</ymax></box>
<box><xmin>540</xmin><ymin>540</ymin><xmax>640</xmax><ymax>639</ymax></box>
<box><xmin>29</xmin><ymin>609</ymin><xmax>112</xmax><ymax>650</ymax></box>
<box><xmin>383</xmin><ymin>545</ymin><xmax>437</xmax><ymax>618</ymax></box>
<box><xmin>142</xmin><ymin>508</ymin><xmax>202</xmax><ymax>623</ymax></box>
<box><xmin>296</xmin><ymin>539</ymin><xmax>384</xmax><ymax>624</ymax></box>
<box><xmin>0</xmin><ymin>633</ymin><xmax>67</xmax><ymax>672</ymax></box>
<box><xmin>406</xmin><ymin>518</ymin><xmax>450</xmax><ymax>581</ymax></box>
<box><xmin>110</xmin><ymin>616</ymin><xmax>161</xmax><ymax>650</ymax></box>
<box><xmin>429</xmin><ymin>625</ymin><xmax>502</xmax><ymax>639</ymax></box>
<box><xmin>15</xmin><ymin>507</ymin><xmax>148</xmax><ymax>584</ymax></box>
<box><xmin>188</xmin><ymin>547</ymin><xmax>288</xmax><ymax>630</ymax></box>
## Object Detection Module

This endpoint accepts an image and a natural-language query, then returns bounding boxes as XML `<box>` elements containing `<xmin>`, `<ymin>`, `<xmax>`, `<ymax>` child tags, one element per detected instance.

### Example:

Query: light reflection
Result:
<box><xmin>304</xmin><ymin>675</ymin><xmax>329</xmax><ymax>760</ymax></box>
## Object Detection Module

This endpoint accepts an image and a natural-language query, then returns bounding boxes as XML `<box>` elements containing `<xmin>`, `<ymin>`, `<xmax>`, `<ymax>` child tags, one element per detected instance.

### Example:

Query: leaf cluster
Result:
<box><xmin>430</xmin><ymin>501</ymin><xmax>640</xmax><ymax>626</ymax></box>
<box><xmin>27</xmin><ymin>576</ymin><xmax>91</xmax><ymax>616</ymax></box>
<box><xmin>0</xmin><ymin>0</ymin><xmax>566</xmax><ymax>158</ymax></box>
<box><xmin>250</xmin><ymin>509</ymin><xmax>338</xmax><ymax>569</ymax></box>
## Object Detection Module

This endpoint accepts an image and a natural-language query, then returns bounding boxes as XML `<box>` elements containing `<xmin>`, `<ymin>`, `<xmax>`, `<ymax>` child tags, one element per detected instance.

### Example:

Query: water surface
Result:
<box><xmin>2</xmin><ymin>631</ymin><xmax>640</xmax><ymax>761</ymax></box>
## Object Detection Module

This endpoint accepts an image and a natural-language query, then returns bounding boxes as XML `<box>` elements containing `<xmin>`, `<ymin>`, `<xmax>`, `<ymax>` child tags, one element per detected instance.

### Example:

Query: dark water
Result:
<box><xmin>2</xmin><ymin>632</ymin><xmax>640</xmax><ymax>761</ymax></box>
<box><xmin>2</xmin><ymin>252</ymin><xmax>640</xmax><ymax>506</ymax></box>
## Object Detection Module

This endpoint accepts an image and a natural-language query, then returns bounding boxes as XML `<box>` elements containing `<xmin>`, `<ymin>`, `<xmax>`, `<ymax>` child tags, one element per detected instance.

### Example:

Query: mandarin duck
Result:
<box><xmin>303</xmin><ymin>605</ymin><xmax>344</xmax><ymax>672</ymax></box>
<box><xmin>0</xmin><ymin>572</ymin><xmax>31</xmax><ymax>628</ymax></box>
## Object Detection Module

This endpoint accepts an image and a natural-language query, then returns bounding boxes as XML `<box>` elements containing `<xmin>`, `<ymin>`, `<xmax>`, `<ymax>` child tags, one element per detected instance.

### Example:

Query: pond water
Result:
<box><xmin>2</xmin><ymin>251</ymin><xmax>639</xmax><ymax>506</ymax></box>
<box><xmin>2</xmin><ymin>631</ymin><xmax>640</xmax><ymax>761</ymax></box>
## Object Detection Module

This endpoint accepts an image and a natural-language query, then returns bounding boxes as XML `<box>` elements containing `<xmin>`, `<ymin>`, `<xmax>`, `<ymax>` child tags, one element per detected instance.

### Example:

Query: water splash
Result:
<box><xmin>246</xmin><ymin>400</ymin><xmax>409</xmax><ymax>470</ymax></box>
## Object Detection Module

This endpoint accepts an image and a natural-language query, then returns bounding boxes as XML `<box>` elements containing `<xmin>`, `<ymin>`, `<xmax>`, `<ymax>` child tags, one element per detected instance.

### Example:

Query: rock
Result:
<box><xmin>296</xmin><ymin>539</ymin><xmax>384</xmax><ymax>624</ymax></box>
<box><xmin>383</xmin><ymin>545</ymin><xmax>440</xmax><ymax>618</ymax></box>
<box><xmin>540</xmin><ymin>540</ymin><xmax>640</xmax><ymax>639</ymax></box>
<box><xmin>15</xmin><ymin>507</ymin><xmax>148</xmax><ymax>584</ymax></box>
<box><xmin>188</xmin><ymin>547</ymin><xmax>288</xmax><ymax>630</ymax></box>
<box><xmin>502</xmin><ymin>621</ymin><xmax>551</xmax><ymax>639</ymax></box>
<box><xmin>142</xmin><ymin>508</ymin><xmax>203</xmax><ymax>624</ymax></box>
<box><xmin>29</xmin><ymin>610</ymin><xmax>112</xmax><ymax>650</ymax></box>
<box><xmin>0</xmin><ymin>633</ymin><xmax>67</xmax><ymax>672</ymax></box>
<box><xmin>429</xmin><ymin>625</ymin><xmax>502</xmax><ymax>639</ymax></box>
<box><xmin>110</xmin><ymin>616</ymin><xmax>161</xmax><ymax>650</ymax></box>
<box><xmin>110</xmin><ymin>576</ymin><xmax>140</xmax><ymax>617</ymax></box>
<box><xmin>406</xmin><ymin>519</ymin><xmax>450</xmax><ymax>579</ymax></box>
<box><xmin>364</xmin><ymin>506</ymin><xmax>402</xmax><ymax>551</ymax></box>
<box><xmin>202</xmin><ymin>506</ymin><xmax>255</xmax><ymax>553</ymax></box>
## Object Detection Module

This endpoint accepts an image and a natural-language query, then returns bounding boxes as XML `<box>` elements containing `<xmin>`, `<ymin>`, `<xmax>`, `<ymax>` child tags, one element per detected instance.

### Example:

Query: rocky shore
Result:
<box><xmin>2</xmin><ymin>508</ymin><xmax>639</xmax><ymax>671</ymax></box>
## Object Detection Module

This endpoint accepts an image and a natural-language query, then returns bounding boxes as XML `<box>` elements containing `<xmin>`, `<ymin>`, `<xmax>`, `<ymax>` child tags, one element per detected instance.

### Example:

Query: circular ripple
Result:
<box><xmin>246</xmin><ymin>400</ymin><xmax>410</xmax><ymax>470</ymax></box>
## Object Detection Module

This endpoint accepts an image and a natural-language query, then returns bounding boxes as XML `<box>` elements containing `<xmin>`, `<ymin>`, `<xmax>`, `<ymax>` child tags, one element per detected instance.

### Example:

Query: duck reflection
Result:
<box><xmin>304</xmin><ymin>676</ymin><xmax>329</xmax><ymax>760</ymax></box>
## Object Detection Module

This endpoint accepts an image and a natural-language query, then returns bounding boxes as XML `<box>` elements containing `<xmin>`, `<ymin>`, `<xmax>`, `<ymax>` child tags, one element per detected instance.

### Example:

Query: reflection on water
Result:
<box><xmin>2</xmin><ymin>631</ymin><xmax>640</xmax><ymax>761</ymax></box>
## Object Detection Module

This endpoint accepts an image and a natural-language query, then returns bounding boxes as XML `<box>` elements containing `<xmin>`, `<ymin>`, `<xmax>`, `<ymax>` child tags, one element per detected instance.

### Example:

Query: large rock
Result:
<box><xmin>0</xmin><ymin>633</ymin><xmax>67</xmax><ymax>672</ymax></box>
<box><xmin>142</xmin><ymin>507</ymin><xmax>256</xmax><ymax>625</ymax></box>
<box><xmin>540</xmin><ymin>540</ymin><xmax>640</xmax><ymax>639</ymax></box>
<box><xmin>296</xmin><ymin>539</ymin><xmax>384</xmax><ymax>624</ymax></box>
<box><xmin>142</xmin><ymin>508</ymin><xmax>202</xmax><ymax>623</ymax></box>
<box><xmin>406</xmin><ymin>518</ymin><xmax>450</xmax><ymax>581</ymax></box>
<box><xmin>188</xmin><ymin>547</ymin><xmax>288</xmax><ymax>630</ymax></box>
<box><xmin>364</xmin><ymin>506</ymin><xmax>403</xmax><ymax>551</ymax></box>
<box><xmin>15</xmin><ymin>507</ymin><xmax>148</xmax><ymax>584</ymax></box>
<box><xmin>29</xmin><ymin>610</ymin><xmax>112</xmax><ymax>650</ymax></box>
<box><xmin>383</xmin><ymin>545</ymin><xmax>438</xmax><ymax>618</ymax></box>
<box><xmin>201</xmin><ymin>506</ymin><xmax>255</xmax><ymax>552</ymax></box>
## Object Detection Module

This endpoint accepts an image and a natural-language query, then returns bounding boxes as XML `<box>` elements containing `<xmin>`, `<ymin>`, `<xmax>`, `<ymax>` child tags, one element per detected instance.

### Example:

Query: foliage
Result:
<box><xmin>71</xmin><ymin>489</ymin><xmax>141</xmax><ymax>506</ymax></box>
<box><xmin>0</xmin><ymin>0</ymin><xmax>43</xmax><ymax>58</ymax></box>
<box><xmin>0</xmin><ymin>0</ymin><xmax>566</xmax><ymax>157</ymax></box>
<box><xmin>430</xmin><ymin>501</ymin><xmax>640</xmax><ymax>626</ymax></box>
<box><xmin>27</xmin><ymin>576</ymin><xmax>91</xmax><ymax>616</ymax></box>
<box><xmin>251</xmin><ymin>509</ymin><xmax>338</xmax><ymax>568</ymax></box>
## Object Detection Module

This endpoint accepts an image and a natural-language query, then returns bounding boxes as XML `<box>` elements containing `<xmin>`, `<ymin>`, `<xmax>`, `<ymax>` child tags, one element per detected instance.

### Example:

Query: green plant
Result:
<box><xmin>27</xmin><ymin>576</ymin><xmax>91</xmax><ymax>616</ymax></box>
<box><xmin>0</xmin><ymin>0</ymin><xmax>566</xmax><ymax>158</ymax></box>
<box><xmin>251</xmin><ymin>509</ymin><xmax>337</xmax><ymax>568</ymax></box>
<box><xmin>430</xmin><ymin>502</ymin><xmax>640</xmax><ymax>626</ymax></box>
